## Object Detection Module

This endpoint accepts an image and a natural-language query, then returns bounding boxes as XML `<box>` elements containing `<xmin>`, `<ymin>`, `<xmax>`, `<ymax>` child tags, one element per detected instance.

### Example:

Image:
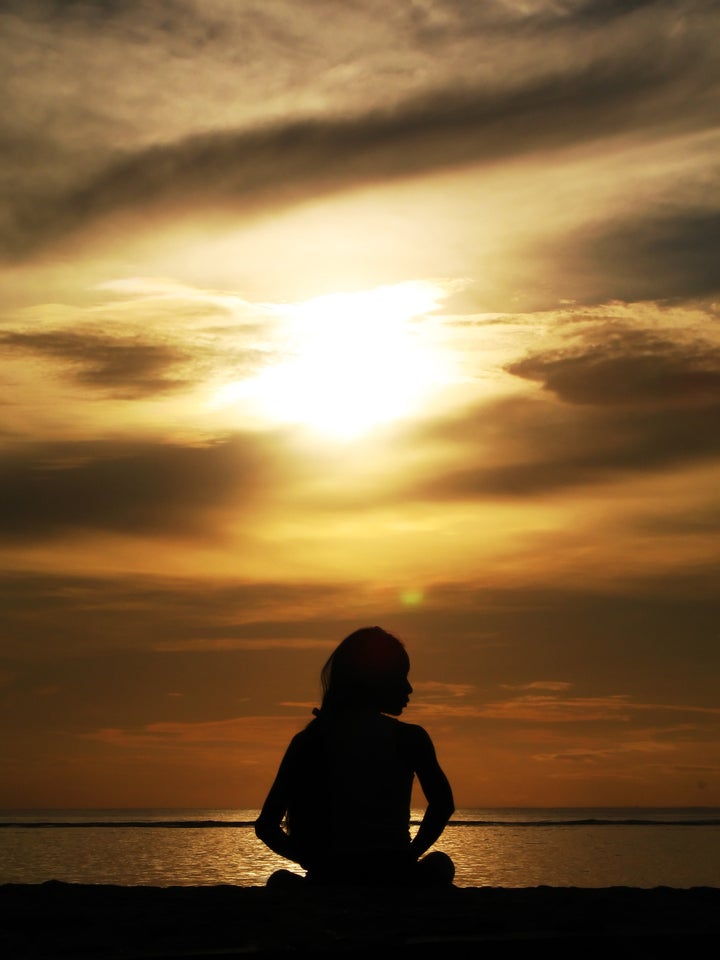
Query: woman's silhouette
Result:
<box><xmin>255</xmin><ymin>626</ymin><xmax>455</xmax><ymax>887</ymax></box>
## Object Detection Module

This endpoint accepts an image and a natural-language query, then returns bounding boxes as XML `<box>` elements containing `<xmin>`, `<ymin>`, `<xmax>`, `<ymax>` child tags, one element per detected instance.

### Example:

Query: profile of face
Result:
<box><xmin>377</xmin><ymin>673</ymin><xmax>413</xmax><ymax>716</ymax></box>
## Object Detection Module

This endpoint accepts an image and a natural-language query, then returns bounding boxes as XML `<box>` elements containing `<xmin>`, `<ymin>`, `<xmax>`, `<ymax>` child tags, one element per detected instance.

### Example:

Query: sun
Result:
<box><xmin>211</xmin><ymin>281</ymin><xmax>453</xmax><ymax>438</ymax></box>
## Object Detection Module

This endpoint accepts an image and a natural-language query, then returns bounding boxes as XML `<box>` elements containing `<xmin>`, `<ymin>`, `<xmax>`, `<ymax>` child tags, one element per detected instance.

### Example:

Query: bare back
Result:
<box><xmin>285</xmin><ymin>713</ymin><xmax>419</xmax><ymax>867</ymax></box>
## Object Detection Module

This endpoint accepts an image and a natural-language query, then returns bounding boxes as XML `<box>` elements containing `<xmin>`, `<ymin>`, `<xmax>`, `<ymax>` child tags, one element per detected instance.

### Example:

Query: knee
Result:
<box><xmin>266</xmin><ymin>869</ymin><xmax>306</xmax><ymax>892</ymax></box>
<box><xmin>418</xmin><ymin>850</ymin><xmax>455</xmax><ymax>886</ymax></box>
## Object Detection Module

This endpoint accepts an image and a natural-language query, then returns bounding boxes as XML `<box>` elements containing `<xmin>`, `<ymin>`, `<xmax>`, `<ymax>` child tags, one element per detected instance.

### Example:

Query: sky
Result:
<box><xmin>1</xmin><ymin>0</ymin><xmax>719</xmax><ymax>811</ymax></box>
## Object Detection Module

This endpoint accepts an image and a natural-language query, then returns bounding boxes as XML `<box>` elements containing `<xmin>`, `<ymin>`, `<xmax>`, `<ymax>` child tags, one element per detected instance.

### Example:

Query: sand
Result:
<box><xmin>1</xmin><ymin>882</ymin><xmax>719</xmax><ymax>957</ymax></box>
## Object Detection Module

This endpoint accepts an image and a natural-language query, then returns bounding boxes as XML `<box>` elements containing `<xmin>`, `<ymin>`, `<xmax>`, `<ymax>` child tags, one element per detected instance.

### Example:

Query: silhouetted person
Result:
<box><xmin>255</xmin><ymin>626</ymin><xmax>455</xmax><ymax>888</ymax></box>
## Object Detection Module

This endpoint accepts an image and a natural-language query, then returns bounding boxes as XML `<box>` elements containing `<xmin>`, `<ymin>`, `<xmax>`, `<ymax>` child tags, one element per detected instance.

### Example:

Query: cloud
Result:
<box><xmin>0</xmin><ymin>434</ymin><xmax>276</xmax><ymax>541</ymax></box>
<box><xmin>413</xmin><ymin>680</ymin><xmax>475</xmax><ymax>699</ymax></box>
<box><xmin>83</xmin><ymin>715</ymin><xmax>302</xmax><ymax>751</ymax></box>
<box><xmin>411</xmin><ymin>694</ymin><xmax>720</xmax><ymax>725</ymax></box>
<box><xmin>390</xmin><ymin>393</ymin><xmax>720</xmax><ymax>500</ymax></box>
<box><xmin>0</xmin><ymin>329</ymin><xmax>192</xmax><ymax>397</ymax></box>
<box><xmin>0</xmin><ymin>568</ymin><xmax>373</xmax><ymax>658</ymax></box>
<box><xmin>374</xmin><ymin>319</ymin><xmax>720</xmax><ymax>501</ymax></box>
<box><xmin>564</xmin><ymin>209</ymin><xmax>720</xmax><ymax>302</ymax></box>
<box><xmin>154</xmin><ymin>638</ymin><xmax>335</xmax><ymax>652</ymax></box>
<box><xmin>636</xmin><ymin>500</ymin><xmax>720</xmax><ymax>536</ymax></box>
<box><xmin>540</xmin><ymin>0</ymin><xmax>669</xmax><ymax>26</ymax></box>
<box><xmin>0</xmin><ymin>279</ymin><xmax>288</xmax><ymax>404</ymax></box>
<box><xmin>15</xmin><ymin>306</ymin><xmax>719</xmax><ymax>533</ymax></box>
<box><xmin>536</xmin><ymin>741</ymin><xmax>673</xmax><ymax>764</ymax></box>
<box><xmin>506</xmin><ymin>326</ymin><xmax>720</xmax><ymax>407</ymax></box>
<box><xmin>1</xmin><ymin>566</ymin><xmax>717</xmax><ymax>764</ymax></box>
<box><xmin>3</xmin><ymin>39</ymin><xmax>716</xmax><ymax>260</ymax></box>
<box><xmin>2</xmin><ymin>2</ymin><xmax>719</xmax><ymax>811</ymax></box>
<box><xmin>476</xmin><ymin>693</ymin><xmax>636</xmax><ymax>722</ymax></box>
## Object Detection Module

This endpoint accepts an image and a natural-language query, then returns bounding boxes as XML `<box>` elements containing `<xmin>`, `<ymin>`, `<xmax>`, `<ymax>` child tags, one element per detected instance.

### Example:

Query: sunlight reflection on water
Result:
<box><xmin>441</xmin><ymin>825</ymin><xmax>720</xmax><ymax>888</ymax></box>
<box><xmin>1</xmin><ymin>809</ymin><xmax>718</xmax><ymax>888</ymax></box>
<box><xmin>0</xmin><ymin>827</ymin><xmax>288</xmax><ymax>886</ymax></box>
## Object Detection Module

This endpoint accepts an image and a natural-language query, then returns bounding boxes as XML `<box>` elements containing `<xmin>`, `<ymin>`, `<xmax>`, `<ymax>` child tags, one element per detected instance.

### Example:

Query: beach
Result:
<box><xmin>1</xmin><ymin>882</ymin><xmax>718</xmax><ymax>957</ymax></box>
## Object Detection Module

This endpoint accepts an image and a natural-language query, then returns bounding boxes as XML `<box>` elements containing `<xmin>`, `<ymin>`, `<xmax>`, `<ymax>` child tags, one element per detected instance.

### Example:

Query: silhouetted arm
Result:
<box><xmin>254</xmin><ymin>736</ymin><xmax>308</xmax><ymax>868</ymax></box>
<box><xmin>407</xmin><ymin>725</ymin><xmax>455</xmax><ymax>860</ymax></box>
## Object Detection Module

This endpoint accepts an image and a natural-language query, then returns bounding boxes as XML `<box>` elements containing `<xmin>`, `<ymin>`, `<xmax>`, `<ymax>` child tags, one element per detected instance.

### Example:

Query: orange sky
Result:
<box><xmin>1</xmin><ymin>0</ymin><xmax>719</xmax><ymax>810</ymax></box>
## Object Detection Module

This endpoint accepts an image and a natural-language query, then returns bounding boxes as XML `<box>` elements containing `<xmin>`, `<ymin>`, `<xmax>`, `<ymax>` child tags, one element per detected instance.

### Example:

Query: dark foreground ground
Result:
<box><xmin>1</xmin><ymin>882</ymin><xmax>719</xmax><ymax>959</ymax></box>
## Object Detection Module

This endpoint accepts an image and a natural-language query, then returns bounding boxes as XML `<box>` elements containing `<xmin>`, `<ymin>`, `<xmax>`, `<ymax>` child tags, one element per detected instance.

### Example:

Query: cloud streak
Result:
<box><xmin>0</xmin><ymin>329</ymin><xmax>192</xmax><ymax>396</ymax></box>
<box><xmin>3</xmin><ymin>36</ymin><xmax>717</xmax><ymax>260</ymax></box>
<box><xmin>0</xmin><ymin>435</ymin><xmax>276</xmax><ymax>540</ymax></box>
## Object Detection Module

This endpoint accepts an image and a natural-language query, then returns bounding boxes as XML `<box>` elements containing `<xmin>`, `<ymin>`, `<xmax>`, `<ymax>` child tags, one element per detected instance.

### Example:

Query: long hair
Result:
<box><xmin>314</xmin><ymin>626</ymin><xmax>410</xmax><ymax>716</ymax></box>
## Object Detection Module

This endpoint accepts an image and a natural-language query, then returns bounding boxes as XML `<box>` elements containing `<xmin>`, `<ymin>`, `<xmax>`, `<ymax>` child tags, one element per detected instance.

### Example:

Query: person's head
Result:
<box><xmin>318</xmin><ymin>626</ymin><xmax>412</xmax><ymax>716</ymax></box>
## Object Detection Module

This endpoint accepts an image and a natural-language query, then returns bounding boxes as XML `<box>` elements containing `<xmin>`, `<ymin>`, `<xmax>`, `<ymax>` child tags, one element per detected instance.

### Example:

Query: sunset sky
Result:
<box><xmin>1</xmin><ymin>0</ymin><xmax>719</xmax><ymax>811</ymax></box>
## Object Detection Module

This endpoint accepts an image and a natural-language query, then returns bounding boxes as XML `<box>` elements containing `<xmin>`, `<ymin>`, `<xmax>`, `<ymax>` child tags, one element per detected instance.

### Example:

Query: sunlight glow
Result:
<box><xmin>400</xmin><ymin>588</ymin><xmax>424</xmax><ymax>606</ymax></box>
<box><xmin>211</xmin><ymin>281</ymin><xmax>453</xmax><ymax>438</ymax></box>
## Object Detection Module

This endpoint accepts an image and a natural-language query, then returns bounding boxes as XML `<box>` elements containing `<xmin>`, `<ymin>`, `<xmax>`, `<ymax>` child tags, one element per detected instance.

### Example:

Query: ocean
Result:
<box><xmin>1</xmin><ymin>808</ymin><xmax>718</xmax><ymax>888</ymax></box>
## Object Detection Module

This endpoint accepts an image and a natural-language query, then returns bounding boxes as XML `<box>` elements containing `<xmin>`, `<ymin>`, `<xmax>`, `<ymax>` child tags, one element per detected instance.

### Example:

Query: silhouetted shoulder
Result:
<box><xmin>395</xmin><ymin>720</ymin><xmax>437</xmax><ymax>758</ymax></box>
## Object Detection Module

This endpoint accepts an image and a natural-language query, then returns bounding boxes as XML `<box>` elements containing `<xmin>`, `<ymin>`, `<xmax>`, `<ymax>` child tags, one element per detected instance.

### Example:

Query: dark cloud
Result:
<box><xmin>2</xmin><ymin>39</ymin><xmax>715</xmax><ymax>260</ymax></box>
<box><xmin>0</xmin><ymin>330</ymin><xmax>192</xmax><ymax>397</ymax></box>
<box><xmin>371</xmin><ymin>0</ymin><xmax>692</xmax><ymax>41</ymax></box>
<box><xmin>0</xmin><ymin>434</ymin><xmax>277</xmax><ymax>540</ymax></box>
<box><xmin>373</xmin><ymin>328</ymin><xmax>720</xmax><ymax>500</ymax></box>
<box><xmin>538</xmin><ymin>0</ymin><xmax>677</xmax><ymax>26</ymax></box>
<box><xmin>0</xmin><ymin>0</ymin><xmax>132</xmax><ymax>17</ymax></box>
<box><xmin>1</xmin><ymin>0</ymin><xmax>683</xmax><ymax>34</ymax></box>
<box><xmin>634</xmin><ymin>500</ymin><xmax>720</xmax><ymax>536</ymax></box>
<box><xmin>0</xmin><ymin>569</ymin><xmax>352</xmax><ymax>658</ymax></box>
<box><xmin>0</xmin><ymin>645</ymin><xmax>319</xmax><ymax>735</ymax></box>
<box><xmin>506</xmin><ymin>327</ymin><xmax>720</xmax><ymax>406</ymax></box>
<box><xmin>411</xmin><ymin>572</ymin><xmax>720</xmax><ymax>701</ymax></box>
<box><xmin>564</xmin><ymin>209</ymin><xmax>720</xmax><ymax>302</ymax></box>
<box><xmin>1</xmin><ymin>563</ymin><xmax>717</xmax><ymax>701</ymax></box>
<box><xmin>0</xmin><ymin>0</ymin><xmax>199</xmax><ymax>29</ymax></box>
<box><xmin>0</xmin><ymin>571</ymin><xmax>355</xmax><ymax>732</ymax></box>
<box><xmin>412</xmin><ymin>402</ymin><xmax>719</xmax><ymax>497</ymax></box>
